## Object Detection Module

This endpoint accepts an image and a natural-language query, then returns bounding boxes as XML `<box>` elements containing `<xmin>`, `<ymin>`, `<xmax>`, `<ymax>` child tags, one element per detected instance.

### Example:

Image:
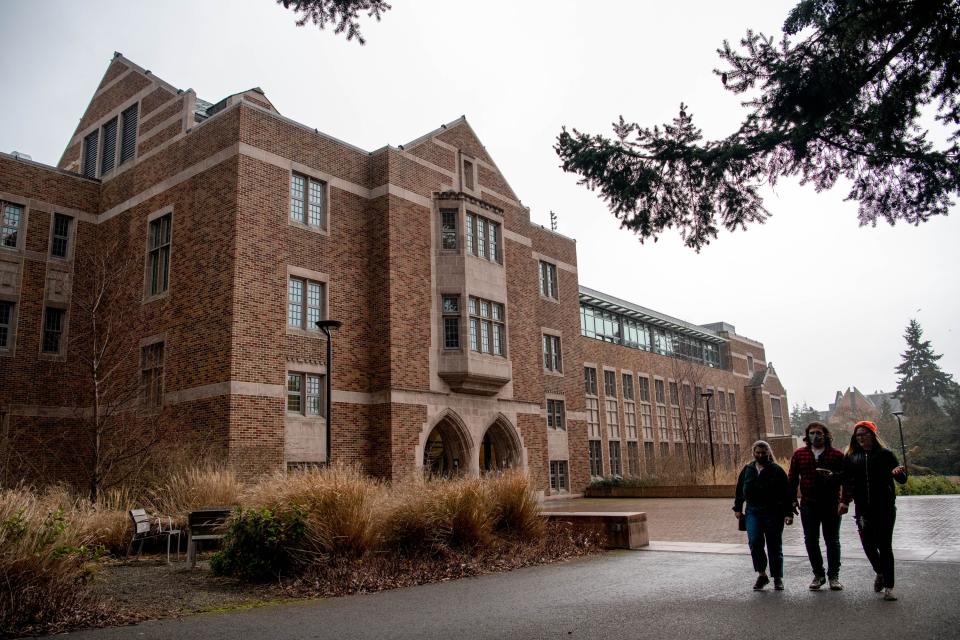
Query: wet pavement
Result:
<box><xmin>542</xmin><ymin>495</ymin><xmax>960</xmax><ymax>562</ymax></box>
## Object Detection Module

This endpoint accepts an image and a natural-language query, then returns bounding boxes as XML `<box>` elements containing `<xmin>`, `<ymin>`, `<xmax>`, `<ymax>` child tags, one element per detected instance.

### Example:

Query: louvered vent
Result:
<box><xmin>100</xmin><ymin>117</ymin><xmax>117</xmax><ymax>174</ymax></box>
<box><xmin>120</xmin><ymin>103</ymin><xmax>138</xmax><ymax>164</ymax></box>
<box><xmin>82</xmin><ymin>130</ymin><xmax>98</xmax><ymax>178</ymax></box>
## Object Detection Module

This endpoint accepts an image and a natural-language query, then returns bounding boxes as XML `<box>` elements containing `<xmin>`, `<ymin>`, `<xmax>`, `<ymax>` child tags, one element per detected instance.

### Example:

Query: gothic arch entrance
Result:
<box><xmin>479</xmin><ymin>416</ymin><xmax>522</xmax><ymax>473</ymax></box>
<box><xmin>423</xmin><ymin>412</ymin><xmax>471</xmax><ymax>478</ymax></box>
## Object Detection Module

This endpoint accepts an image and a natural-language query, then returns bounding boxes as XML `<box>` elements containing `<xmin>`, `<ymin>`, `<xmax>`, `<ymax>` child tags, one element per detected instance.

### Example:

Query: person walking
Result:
<box><xmin>734</xmin><ymin>440</ymin><xmax>794</xmax><ymax>591</ymax></box>
<box><xmin>840</xmin><ymin>420</ymin><xmax>908</xmax><ymax>601</ymax></box>
<box><xmin>788</xmin><ymin>421</ymin><xmax>845</xmax><ymax>591</ymax></box>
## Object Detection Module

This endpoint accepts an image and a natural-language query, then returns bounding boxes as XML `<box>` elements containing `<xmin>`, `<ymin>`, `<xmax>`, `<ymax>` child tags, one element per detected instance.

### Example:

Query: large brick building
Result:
<box><xmin>0</xmin><ymin>54</ymin><xmax>790</xmax><ymax>494</ymax></box>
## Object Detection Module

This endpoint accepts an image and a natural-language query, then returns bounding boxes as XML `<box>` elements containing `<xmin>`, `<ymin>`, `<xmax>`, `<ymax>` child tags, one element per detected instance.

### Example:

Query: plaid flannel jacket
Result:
<box><xmin>787</xmin><ymin>446</ymin><xmax>845</xmax><ymax>506</ymax></box>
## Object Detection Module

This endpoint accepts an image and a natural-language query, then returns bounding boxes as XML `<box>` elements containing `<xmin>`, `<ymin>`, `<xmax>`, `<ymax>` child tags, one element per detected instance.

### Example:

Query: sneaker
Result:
<box><xmin>829</xmin><ymin>578</ymin><xmax>843</xmax><ymax>591</ymax></box>
<box><xmin>753</xmin><ymin>574</ymin><xmax>770</xmax><ymax>590</ymax></box>
<box><xmin>874</xmin><ymin>574</ymin><xmax>884</xmax><ymax>593</ymax></box>
<box><xmin>774</xmin><ymin>578</ymin><xmax>784</xmax><ymax>591</ymax></box>
<box><xmin>883</xmin><ymin>587</ymin><xmax>898</xmax><ymax>601</ymax></box>
<box><xmin>809</xmin><ymin>576</ymin><xmax>826</xmax><ymax>590</ymax></box>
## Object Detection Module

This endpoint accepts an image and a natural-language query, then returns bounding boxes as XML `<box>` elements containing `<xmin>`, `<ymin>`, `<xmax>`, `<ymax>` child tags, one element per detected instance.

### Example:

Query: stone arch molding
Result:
<box><xmin>420</xmin><ymin>409</ymin><xmax>474</xmax><ymax>477</ymax></box>
<box><xmin>479</xmin><ymin>413</ymin><xmax>524</xmax><ymax>473</ymax></box>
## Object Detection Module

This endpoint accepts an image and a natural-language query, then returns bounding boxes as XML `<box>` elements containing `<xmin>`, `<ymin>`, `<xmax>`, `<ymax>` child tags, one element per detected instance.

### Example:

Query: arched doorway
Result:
<box><xmin>479</xmin><ymin>417</ymin><xmax>522</xmax><ymax>473</ymax></box>
<box><xmin>423</xmin><ymin>412</ymin><xmax>471</xmax><ymax>478</ymax></box>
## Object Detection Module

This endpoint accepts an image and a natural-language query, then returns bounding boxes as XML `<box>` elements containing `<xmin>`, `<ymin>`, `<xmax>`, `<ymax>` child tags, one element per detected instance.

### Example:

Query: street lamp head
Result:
<box><xmin>315</xmin><ymin>319</ymin><xmax>343</xmax><ymax>331</ymax></box>
<box><xmin>700</xmin><ymin>391</ymin><xmax>714</xmax><ymax>399</ymax></box>
<box><xmin>892</xmin><ymin>411</ymin><xmax>904</xmax><ymax>417</ymax></box>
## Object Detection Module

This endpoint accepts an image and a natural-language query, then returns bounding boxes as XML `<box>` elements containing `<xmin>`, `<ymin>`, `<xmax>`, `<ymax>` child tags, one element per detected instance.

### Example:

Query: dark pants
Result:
<box><xmin>857</xmin><ymin>508</ymin><xmax>897</xmax><ymax>588</ymax></box>
<box><xmin>745</xmin><ymin>505</ymin><xmax>784</xmax><ymax>578</ymax></box>
<box><xmin>800</xmin><ymin>503</ymin><xmax>841</xmax><ymax>578</ymax></box>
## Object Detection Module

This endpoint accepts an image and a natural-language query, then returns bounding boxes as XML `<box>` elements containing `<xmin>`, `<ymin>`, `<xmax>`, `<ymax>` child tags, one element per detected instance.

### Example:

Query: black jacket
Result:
<box><xmin>841</xmin><ymin>446</ymin><xmax>907</xmax><ymax>515</ymax></box>
<box><xmin>734</xmin><ymin>461</ymin><xmax>793</xmax><ymax>518</ymax></box>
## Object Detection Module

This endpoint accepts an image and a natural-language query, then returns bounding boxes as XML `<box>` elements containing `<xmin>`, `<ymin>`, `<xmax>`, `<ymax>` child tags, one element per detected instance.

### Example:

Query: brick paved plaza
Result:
<box><xmin>542</xmin><ymin>495</ymin><xmax>960</xmax><ymax>562</ymax></box>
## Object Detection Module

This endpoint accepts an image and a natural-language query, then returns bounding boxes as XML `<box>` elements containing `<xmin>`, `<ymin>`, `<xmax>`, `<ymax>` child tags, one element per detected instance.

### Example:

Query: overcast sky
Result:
<box><xmin>1</xmin><ymin>0</ymin><xmax>957</xmax><ymax>411</ymax></box>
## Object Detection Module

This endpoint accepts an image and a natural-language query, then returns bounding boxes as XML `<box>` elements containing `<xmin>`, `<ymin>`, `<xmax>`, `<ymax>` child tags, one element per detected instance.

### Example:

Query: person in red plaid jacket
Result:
<box><xmin>787</xmin><ymin>421</ymin><xmax>846</xmax><ymax>591</ymax></box>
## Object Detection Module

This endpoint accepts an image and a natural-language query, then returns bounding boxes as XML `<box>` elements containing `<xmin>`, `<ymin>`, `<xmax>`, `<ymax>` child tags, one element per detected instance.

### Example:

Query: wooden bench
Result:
<box><xmin>544</xmin><ymin>511</ymin><xmax>649</xmax><ymax>549</ymax></box>
<box><xmin>187</xmin><ymin>507</ymin><xmax>233</xmax><ymax>568</ymax></box>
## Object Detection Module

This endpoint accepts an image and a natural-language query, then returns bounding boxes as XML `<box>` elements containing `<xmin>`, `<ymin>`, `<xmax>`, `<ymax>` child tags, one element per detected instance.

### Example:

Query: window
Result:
<box><xmin>603</xmin><ymin>370</ymin><xmax>619</xmax><ymax>438</ymax></box>
<box><xmin>584</xmin><ymin>366</ymin><xmax>598</xmax><ymax>395</ymax></box>
<box><xmin>50</xmin><ymin>214</ymin><xmax>72</xmax><ymax>258</ymax></box>
<box><xmin>0</xmin><ymin>300</ymin><xmax>13</xmax><ymax>349</ymax></box>
<box><xmin>469</xmin><ymin>297</ymin><xmax>506</xmax><ymax>356</ymax></box>
<box><xmin>639</xmin><ymin>377</ymin><xmax>653</xmax><ymax>441</ymax></box>
<box><xmin>147</xmin><ymin>213</ymin><xmax>172</xmax><ymax>297</ymax></box>
<box><xmin>100</xmin><ymin>117</ymin><xmax>118</xmax><ymax>175</ymax></box>
<box><xmin>771</xmin><ymin>397</ymin><xmax>784</xmax><ymax>435</ymax></box>
<box><xmin>539</xmin><ymin>260</ymin><xmax>558</xmax><ymax>299</ymax></box>
<box><xmin>288</xmin><ymin>277</ymin><xmax>326</xmax><ymax>330</ymax></box>
<box><xmin>603</xmin><ymin>370</ymin><xmax>617</xmax><ymax>397</ymax></box>
<box><xmin>718</xmin><ymin>391</ymin><xmax>730</xmax><ymax>443</ymax></box>
<box><xmin>588</xmin><ymin>440</ymin><xmax>603</xmax><ymax>477</ymax></box>
<box><xmin>120</xmin><ymin>103</ymin><xmax>138</xmax><ymax>165</ymax></box>
<box><xmin>465</xmin><ymin>213</ymin><xmax>501</xmax><ymax>263</ymax></box>
<box><xmin>730</xmin><ymin>393</ymin><xmax>739</xmax><ymax>444</ymax></box>
<box><xmin>542</xmin><ymin>334</ymin><xmax>562</xmax><ymax>372</ymax></box>
<box><xmin>623</xmin><ymin>373</ymin><xmax>637</xmax><ymax>440</ymax></box>
<box><xmin>41</xmin><ymin>307</ymin><xmax>65</xmax><ymax>354</ymax></box>
<box><xmin>140</xmin><ymin>342</ymin><xmax>164</xmax><ymax>407</ymax></box>
<box><xmin>290</xmin><ymin>173</ymin><xmax>327</xmax><ymax>229</ymax></box>
<box><xmin>442</xmin><ymin>295</ymin><xmax>460</xmax><ymax>349</ymax></box>
<box><xmin>287</xmin><ymin>372</ymin><xmax>325</xmax><ymax>416</ymax></box>
<box><xmin>644</xmin><ymin>441</ymin><xmax>655</xmax><ymax>470</ymax></box>
<box><xmin>1</xmin><ymin>202</ymin><xmax>22</xmax><ymax>249</ymax></box>
<box><xmin>670</xmin><ymin>382</ymin><xmax>682</xmax><ymax>442</ymax></box>
<box><xmin>547</xmin><ymin>399</ymin><xmax>566</xmax><ymax>430</ymax></box>
<box><xmin>609</xmin><ymin>441</ymin><xmax>622</xmax><ymax>476</ymax></box>
<box><xmin>627</xmin><ymin>441</ymin><xmax>640</xmax><ymax>476</ymax></box>
<box><xmin>747</xmin><ymin>354</ymin><xmax>755</xmax><ymax>374</ymax></box>
<box><xmin>549</xmin><ymin>460</ymin><xmax>569</xmax><ymax>493</ymax></box>
<box><xmin>655</xmin><ymin>379</ymin><xmax>669</xmax><ymax>442</ymax></box>
<box><xmin>440</xmin><ymin>209</ymin><xmax>458</xmax><ymax>250</ymax></box>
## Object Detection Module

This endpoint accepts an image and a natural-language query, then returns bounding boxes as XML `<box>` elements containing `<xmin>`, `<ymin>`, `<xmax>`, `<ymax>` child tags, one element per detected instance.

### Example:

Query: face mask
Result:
<box><xmin>809</xmin><ymin>433</ymin><xmax>824</xmax><ymax>447</ymax></box>
<box><xmin>754</xmin><ymin>452</ymin><xmax>770</xmax><ymax>464</ymax></box>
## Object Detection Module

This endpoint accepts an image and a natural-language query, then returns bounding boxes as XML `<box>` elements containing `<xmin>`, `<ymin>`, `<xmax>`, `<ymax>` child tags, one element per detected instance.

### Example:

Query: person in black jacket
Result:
<box><xmin>734</xmin><ymin>440</ymin><xmax>794</xmax><ymax>590</ymax></box>
<box><xmin>840</xmin><ymin>420</ymin><xmax>908</xmax><ymax>601</ymax></box>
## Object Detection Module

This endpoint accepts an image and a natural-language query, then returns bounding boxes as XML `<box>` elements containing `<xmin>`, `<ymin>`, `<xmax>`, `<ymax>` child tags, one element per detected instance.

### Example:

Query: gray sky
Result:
<box><xmin>1</xmin><ymin>0</ymin><xmax>957</xmax><ymax>411</ymax></box>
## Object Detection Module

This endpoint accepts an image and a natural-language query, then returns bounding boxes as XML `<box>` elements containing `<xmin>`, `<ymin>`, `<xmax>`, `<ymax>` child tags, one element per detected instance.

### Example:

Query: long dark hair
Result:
<box><xmin>845</xmin><ymin>424</ymin><xmax>888</xmax><ymax>456</ymax></box>
<box><xmin>803</xmin><ymin>421</ymin><xmax>832</xmax><ymax>447</ymax></box>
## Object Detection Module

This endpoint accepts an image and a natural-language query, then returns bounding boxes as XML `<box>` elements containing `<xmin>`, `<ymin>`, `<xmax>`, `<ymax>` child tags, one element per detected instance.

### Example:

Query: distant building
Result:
<box><xmin>820</xmin><ymin>387</ymin><xmax>902</xmax><ymax>432</ymax></box>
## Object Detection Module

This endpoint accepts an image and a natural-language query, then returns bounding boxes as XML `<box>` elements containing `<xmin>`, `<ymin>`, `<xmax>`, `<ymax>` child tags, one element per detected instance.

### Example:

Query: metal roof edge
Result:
<box><xmin>578</xmin><ymin>285</ymin><xmax>724</xmax><ymax>343</ymax></box>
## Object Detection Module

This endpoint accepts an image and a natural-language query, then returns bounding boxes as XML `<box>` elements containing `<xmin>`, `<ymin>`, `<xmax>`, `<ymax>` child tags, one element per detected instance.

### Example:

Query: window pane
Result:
<box><xmin>306</xmin><ymin>374</ymin><xmax>322</xmax><ymax>415</ymax></box>
<box><xmin>0</xmin><ymin>300</ymin><xmax>11</xmax><ymax>348</ymax></box>
<box><xmin>441</xmin><ymin>210</ymin><xmax>458</xmax><ymax>250</ymax></box>
<box><xmin>287</xmin><ymin>373</ymin><xmax>303</xmax><ymax>413</ymax></box>
<box><xmin>442</xmin><ymin>295</ymin><xmax>459</xmax><ymax>314</ymax></box>
<box><xmin>470</xmin><ymin>318</ymin><xmax>479</xmax><ymax>351</ymax></box>
<box><xmin>478</xmin><ymin>217</ymin><xmax>487</xmax><ymax>258</ymax></box>
<box><xmin>466</xmin><ymin>214</ymin><xmax>475</xmax><ymax>255</ymax></box>
<box><xmin>489</xmin><ymin>222</ymin><xmax>499</xmax><ymax>262</ymax></box>
<box><xmin>481</xmin><ymin>320</ymin><xmax>490</xmax><ymax>353</ymax></box>
<box><xmin>308</xmin><ymin>179</ymin><xmax>325</xmax><ymax>227</ymax></box>
<box><xmin>290</xmin><ymin>174</ymin><xmax>305</xmax><ymax>223</ymax></box>
<box><xmin>1</xmin><ymin>203</ymin><xmax>22</xmax><ymax>248</ymax></box>
<box><xmin>444</xmin><ymin>316</ymin><xmax>460</xmax><ymax>349</ymax></box>
<box><xmin>494</xmin><ymin>324</ymin><xmax>505</xmax><ymax>356</ymax></box>
<box><xmin>307</xmin><ymin>281</ymin><xmax>323</xmax><ymax>328</ymax></box>
<box><xmin>288</xmin><ymin>278</ymin><xmax>304</xmax><ymax>327</ymax></box>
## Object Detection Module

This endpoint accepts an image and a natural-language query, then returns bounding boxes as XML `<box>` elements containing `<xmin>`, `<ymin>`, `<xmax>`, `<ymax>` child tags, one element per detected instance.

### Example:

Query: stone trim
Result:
<box><xmin>138</xmin><ymin>112</ymin><xmax>184</xmax><ymax>144</ymax></box>
<box><xmin>92</xmin><ymin>66</ymin><xmax>133</xmax><ymax>100</ymax></box>
<box><xmin>0</xmin><ymin>191</ymin><xmax>96</xmax><ymax>225</ymax></box>
<box><xmin>396</xmin><ymin>148</ymin><xmax>455</xmax><ymax>179</ymax></box>
<box><xmin>531</xmin><ymin>250</ymin><xmax>576</xmax><ymax>274</ymax></box>
<box><xmin>503</xmin><ymin>228</ymin><xmax>532</xmax><ymax>246</ymax></box>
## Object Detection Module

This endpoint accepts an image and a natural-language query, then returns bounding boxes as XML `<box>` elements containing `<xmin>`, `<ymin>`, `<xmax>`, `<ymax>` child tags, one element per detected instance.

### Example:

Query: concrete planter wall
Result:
<box><xmin>584</xmin><ymin>484</ymin><xmax>736</xmax><ymax>499</ymax></box>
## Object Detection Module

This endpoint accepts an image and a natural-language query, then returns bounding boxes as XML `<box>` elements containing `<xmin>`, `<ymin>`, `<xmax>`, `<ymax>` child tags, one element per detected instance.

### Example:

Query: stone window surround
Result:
<box><xmin>433</xmin><ymin>197</ymin><xmax>505</xmax><ymax>267</ymax></box>
<box><xmin>0</xmin><ymin>294</ymin><xmax>18</xmax><ymax>357</ymax></box>
<box><xmin>142</xmin><ymin>206</ymin><xmax>174</xmax><ymax>304</ymax></box>
<box><xmin>285</xmin><ymin>361</ymin><xmax>328</xmax><ymax>419</ymax></box>
<box><xmin>549</xmin><ymin>460</ymin><xmax>569</xmax><ymax>493</ymax></box>
<box><xmin>0</xmin><ymin>197</ymin><xmax>29</xmax><ymax>254</ymax></box>
<box><xmin>468</xmin><ymin>295</ymin><xmax>507</xmax><ymax>357</ymax></box>
<box><xmin>545</xmin><ymin>393</ymin><xmax>566</xmax><ymax>431</ymax></box>
<box><xmin>80</xmin><ymin>97</ymin><xmax>141</xmax><ymax>180</ymax></box>
<box><xmin>285</xmin><ymin>265</ymin><xmax>330</xmax><ymax>339</ymax></box>
<box><xmin>39</xmin><ymin>302</ymin><xmax>69</xmax><ymax>361</ymax></box>
<box><xmin>440</xmin><ymin>293</ymin><xmax>462</xmax><ymax>351</ymax></box>
<box><xmin>465</xmin><ymin>209</ymin><xmax>504</xmax><ymax>265</ymax></box>
<box><xmin>537</xmin><ymin>259</ymin><xmax>559</xmax><ymax>303</ymax></box>
<box><xmin>47</xmin><ymin>212</ymin><xmax>76</xmax><ymax>262</ymax></box>
<box><xmin>541</xmin><ymin>327</ymin><xmax>563</xmax><ymax>376</ymax></box>
<box><xmin>459</xmin><ymin>151</ymin><xmax>479</xmax><ymax>196</ymax></box>
<box><xmin>288</xmin><ymin>169</ymin><xmax>330</xmax><ymax>236</ymax></box>
<box><xmin>139</xmin><ymin>333</ymin><xmax>166</xmax><ymax>409</ymax></box>
<box><xmin>583</xmin><ymin>362</ymin><xmax>599</xmax><ymax>396</ymax></box>
<box><xmin>621</xmin><ymin>369</ymin><xmax>635</xmax><ymax>401</ymax></box>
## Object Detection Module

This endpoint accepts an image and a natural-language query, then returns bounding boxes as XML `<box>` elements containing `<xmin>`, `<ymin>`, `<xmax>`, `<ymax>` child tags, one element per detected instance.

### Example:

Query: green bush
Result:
<box><xmin>210</xmin><ymin>507</ymin><xmax>306</xmax><ymax>581</ymax></box>
<box><xmin>897</xmin><ymin>475</ymin><xmax>960</xmax><ymax>496</ymax></box>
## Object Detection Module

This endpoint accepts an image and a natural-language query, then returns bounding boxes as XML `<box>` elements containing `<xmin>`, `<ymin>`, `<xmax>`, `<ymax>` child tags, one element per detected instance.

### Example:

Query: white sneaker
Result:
<box><xmin>809</xmin><ymin>576</ymin><xmax>826</xmax><ymax>590</ymax></box>
<box><xmin>829</xmin><ymin>578</ymin><xmax>843</xmax><ymax>591</ymax></box>
<box><xmin>883</xmin><ymin>587</ymin><xmax>898</xmax><ymax>601</ymax></box>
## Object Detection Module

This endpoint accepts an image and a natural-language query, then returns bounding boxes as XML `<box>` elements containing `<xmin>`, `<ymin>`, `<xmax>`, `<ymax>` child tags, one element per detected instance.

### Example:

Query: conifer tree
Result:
<box><xmin>895</xmin><ymin>319</ymin><xmax>954</xmax><ymax>417</ymax></box>
<box><xmin>277</xmin><ymin>0</ymin><xmax>391</xmax><ymax>44</ymax></box>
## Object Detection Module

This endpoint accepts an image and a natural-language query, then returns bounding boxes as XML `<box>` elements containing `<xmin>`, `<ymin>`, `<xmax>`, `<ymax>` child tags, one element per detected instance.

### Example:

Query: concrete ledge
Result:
<box><xmin>545</xmin><ymin>511</ymin><xmax>649</xmax><ymax>549</ymax></box>
<box><xmin>584</xmin><ymin>485</ymin><xmax>735</xmax><ymax>499</ymax></box>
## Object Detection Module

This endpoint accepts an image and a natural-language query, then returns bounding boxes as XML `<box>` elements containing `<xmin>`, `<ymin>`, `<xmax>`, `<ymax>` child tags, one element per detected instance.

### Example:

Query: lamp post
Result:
<box><xmin>315</xmin><ymin>319</ymin><xmax>343</xmax><ymax>465</ymax></box>
<box><xmin>701</xmin><ymin>391</ymin><xmax>716</xmax><ymax>484</ymax></box>
<box><xmin>892</xmin><ymin>411</ymin><xmax>908</xmax><ymax>473</ymax></box>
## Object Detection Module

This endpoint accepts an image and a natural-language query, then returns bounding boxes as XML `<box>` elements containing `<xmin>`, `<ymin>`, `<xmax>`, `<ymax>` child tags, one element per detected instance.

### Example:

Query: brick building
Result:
<box><xmin>0</xmin><ymin>54</ymin><xmax>790</xmax><ymax>494</ymax></box>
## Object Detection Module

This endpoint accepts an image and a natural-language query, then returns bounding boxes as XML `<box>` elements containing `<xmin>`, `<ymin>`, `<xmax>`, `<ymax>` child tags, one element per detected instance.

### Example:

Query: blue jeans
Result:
<box><xmin>745</xmin><ymin>505</ymin><xmax>784</xmax><ymax>578</ymax></box>
<box><xmin>800</xmin><ymin>503</ymin><xmax>841</xmax><ymax>578</ymax></box>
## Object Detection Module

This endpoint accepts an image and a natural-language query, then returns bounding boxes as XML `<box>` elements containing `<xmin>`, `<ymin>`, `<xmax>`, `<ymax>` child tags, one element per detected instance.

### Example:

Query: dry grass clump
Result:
<box><xmin>486</xmin><ymin>470</ymin><xmax>545</xmax><ymax>538</ymax></box>
<box><xmin>0</xmin><ymin>487</ymin><xmax>104</xmax><ymax>636</ymax></box>
<box><xmin>145</xmin><ymin>466</ymin><xmax>242</xmax><ymax>521</ymax></box>
<box><xmin>243</xmin><ymin>463</ymin><xmax>379</xmax><ymax>556</ymax></box>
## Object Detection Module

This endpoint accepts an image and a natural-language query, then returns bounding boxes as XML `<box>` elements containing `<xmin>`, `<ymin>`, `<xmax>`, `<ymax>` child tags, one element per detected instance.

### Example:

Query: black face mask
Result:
<box><xmin>809</xmin><ymin>433</ymin><xmax>825</xmax><ymax>447</ymax></box>
<box><xmin>754</xmin><ymin>452</ymin><xmax>770</xmax><ymax>464</ymax></box>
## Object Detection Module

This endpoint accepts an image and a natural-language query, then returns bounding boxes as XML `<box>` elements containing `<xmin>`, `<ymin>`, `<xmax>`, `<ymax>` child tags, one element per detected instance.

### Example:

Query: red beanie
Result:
<box><xmin>854</xmin><ymin>420</ymin><xmax>878</xmax><ymax>434</ymax></box>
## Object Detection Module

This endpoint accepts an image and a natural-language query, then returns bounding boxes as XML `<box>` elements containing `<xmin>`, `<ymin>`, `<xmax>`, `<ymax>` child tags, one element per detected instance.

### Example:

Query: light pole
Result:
<box><xmin>315</xmin><ymin>319</ymin><xmax>343</xmax><ymax>465</ymax></box>
<box><xmin>892</xmin><ymin>411</ymin><xmax>908</xmax><ymax>473</ymax></box>
<box><xmin>701</xmin><ymin>391</ymin><xmax>716</xmax><ymax>484</ymax></box>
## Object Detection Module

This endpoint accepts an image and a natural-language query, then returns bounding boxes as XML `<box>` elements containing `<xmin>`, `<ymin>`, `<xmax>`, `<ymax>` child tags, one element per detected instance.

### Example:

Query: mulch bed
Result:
<box><xmin>23</xmin><ymin>524</ymin><xmax>600</xmax><ymax>636</ymax></box>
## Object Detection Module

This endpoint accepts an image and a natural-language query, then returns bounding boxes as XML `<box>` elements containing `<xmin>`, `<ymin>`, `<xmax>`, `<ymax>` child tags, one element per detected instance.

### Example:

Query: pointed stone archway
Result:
<box><xmin>422</xmin><ymin>410</ymin><xmax>472</xmax><ymax>478</ymax></box>
<box><xmin>479</xmin><ymin>415</ymin><xmax>522</xmax><ymax>474</ymax></box>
